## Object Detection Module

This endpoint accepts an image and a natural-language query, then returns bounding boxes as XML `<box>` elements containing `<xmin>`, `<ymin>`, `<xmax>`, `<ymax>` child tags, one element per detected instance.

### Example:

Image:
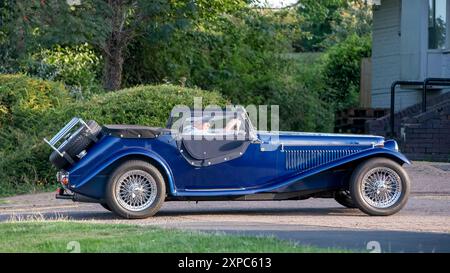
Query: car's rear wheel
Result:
<box><xmin>334</xmin><ymin>190</ymin><xmax>358</xmax><ymax>209</ymax></box>
<box><xmin>105</xmin><ymin>160</ymin><xmax>166</xmax><ymax>219</ymax></box>
<box><xmin>349</xmin><ymin>158</ymin><xmax>410</xmax><ymax>216</ymax></box>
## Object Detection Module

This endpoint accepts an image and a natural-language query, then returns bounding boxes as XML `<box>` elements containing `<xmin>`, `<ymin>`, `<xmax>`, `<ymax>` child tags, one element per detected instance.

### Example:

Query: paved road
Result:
<box><xmin>0</xmin><ymin>162</ymin><xmax>449</xmax><ymax>252</ymax></box>
<box><xmin>1</xmin><ymin>194</ymin><xmax>449</xmax><ymax>252</ymax></box>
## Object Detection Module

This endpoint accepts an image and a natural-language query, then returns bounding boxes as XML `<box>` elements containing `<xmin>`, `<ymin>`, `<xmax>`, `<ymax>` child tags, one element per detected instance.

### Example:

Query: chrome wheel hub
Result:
<box><xmin>115</xmin><ymin>170</ymin><xmax>157</xmax><ymax>211</ymax></box>
<box><xmin>361</xmin><ymin>167</ymin><xmax>402</xmax><ymax>209</ymax></box>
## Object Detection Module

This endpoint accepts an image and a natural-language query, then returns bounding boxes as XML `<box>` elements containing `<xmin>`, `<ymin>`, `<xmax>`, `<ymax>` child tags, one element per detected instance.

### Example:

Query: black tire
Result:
<box><xmin>49</xmin><ymin>150</ymin><xmax>71</xmax><ymax>170</ymax></box>
<box><xmin>49</xmin><ymin>120</ymin><xmax>101</xmax><ymax>170</ymax></box>
<box><xmin>334</xmin><ymin>190</ymin><xmax>358</xmax><ymax>209</ymax></box>
<box><xmin>105</xmin><ymin>160</ymin><xmax>166</xmax><ymax>219</ymax></box>
<box><xmin>65</xmin><ymin>120</ymin><xmax>101</xmax><ymax>157</ymax></box>
<box><xmin>349</xmin><ymin>158</ymin><xmax>410</xmax><ymax>216</ymax></box>
<box><xmin>100</xmin><ymin>203</ymin><xmax>111</xmax><ymax>211</ymax></box>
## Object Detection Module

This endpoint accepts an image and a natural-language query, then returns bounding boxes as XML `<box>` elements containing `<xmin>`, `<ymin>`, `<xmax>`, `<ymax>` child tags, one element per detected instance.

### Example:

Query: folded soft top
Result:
<box><xmin>102</xmin><ymin>124</ymin><xmax>164</xmax><ymax>138</ymax></box>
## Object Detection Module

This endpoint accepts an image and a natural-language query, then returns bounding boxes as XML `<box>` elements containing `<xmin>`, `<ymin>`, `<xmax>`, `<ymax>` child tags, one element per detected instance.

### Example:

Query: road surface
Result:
<box><xmin>0</xmin><ymin>162</ymin><xmax>449</xmax><ymax>252</ymax></box>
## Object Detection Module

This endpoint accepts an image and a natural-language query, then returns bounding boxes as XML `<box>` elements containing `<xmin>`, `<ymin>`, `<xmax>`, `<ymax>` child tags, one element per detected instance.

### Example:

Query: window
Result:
<box><xmin>182</xmin><ymin>115</ymin><xmax>245</xmax><ymax>136</ymax></box>
<box><xmin>429</xmin><ymin>0</ymin><xmax>448</xmax><ymax>49</ymax></box>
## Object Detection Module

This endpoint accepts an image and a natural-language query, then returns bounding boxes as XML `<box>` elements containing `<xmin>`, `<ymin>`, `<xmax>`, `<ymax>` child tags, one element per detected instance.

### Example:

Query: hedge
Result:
<box><xmin>0</xmin><ymin>74</ymin><xmax>69</xmax><ymax>129</ymax></box>
<box><xmin>0</xmin><ymin>74</ymin><xmax>227</xmax><ymax>196</ymax></box>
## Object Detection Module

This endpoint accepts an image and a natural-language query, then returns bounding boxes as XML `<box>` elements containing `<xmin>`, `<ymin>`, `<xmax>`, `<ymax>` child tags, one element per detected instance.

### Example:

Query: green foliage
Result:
<box><xmin>293</xmin><ymin>0</ymin><xmax>347</xmax><ymax>52</ymax></box>
<box><xmin>321</xmin><ymin>34</ymin><xmax>372</xmax><ymax>110</ymax></box>
<box><xmin>0</xmin><ymin>74</ymin><xmax>226</xmax><ymax>196</ymax></box>
<box><xmin>13</xmin><ymin>0</ymin><xmax>110</xmax><ymax>50</ymax></box>
<box><xmin>279</xmin><ymin>53</ymin><xmax>334</xmax><ymax>132</ymax></box>
<box><xmin>1</xmin><ymin>0</ymin><xmax>198</xmax><ymax>90</ymax></box>
<box><xmin>28</xmin><ymin>0</ymin><xmax>235</xmax><ymax>91</ymax></box>
<box><xmin>0</xmin><ymin>0</ymin><xmax>21</xmax><ymax>73</ymax></box>
<box><xmin>323</xmin><ymin>0</ymin><xmax>373</xmax><ymax>47</ymax></box>
<box><xmin>21</xmin><ymin>44</ymin><xmax>103</xmax><ymax>98</ymax></box>
<box><xmin>124</xmin><ymin>8</ymin><xmax>293</xmax><ymax>102</ymax></box>
<box><xmin>122</xmin><ymin>7</ymin><xmax>331</xmax><ymax>132</ymax></box>
<box><xmin>0</xmin><ymin>74</ymin><xmax>70</xmax><ymax>128</ymax></box>
<box><xmin>267</xmin><ymin>78</ymin><xmax>334</xmax><ymax>133</ymax></box>
<box><xmin>294</xmin><ymin>0</ymin><xmax>372</xmax><ymax>52</ymax></box>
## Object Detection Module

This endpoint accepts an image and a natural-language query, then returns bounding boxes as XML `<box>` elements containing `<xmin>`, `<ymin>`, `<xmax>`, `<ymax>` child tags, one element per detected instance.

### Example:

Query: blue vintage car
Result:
<box><xmin>45</xmin><ymin>107</ymin><xmax>410</xmax><ymax>219</ymax></box>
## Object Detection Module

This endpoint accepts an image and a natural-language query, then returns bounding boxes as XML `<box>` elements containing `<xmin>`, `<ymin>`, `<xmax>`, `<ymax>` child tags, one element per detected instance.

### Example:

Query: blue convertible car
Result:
<box><xmin>45</xmin><ymin>107</ymin><xmax>410</xmax><ymax>219</ymax></box>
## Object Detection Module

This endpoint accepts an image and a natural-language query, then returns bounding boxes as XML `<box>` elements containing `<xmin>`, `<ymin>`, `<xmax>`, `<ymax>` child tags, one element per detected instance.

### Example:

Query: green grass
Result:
<box><xmin>0</xmin><ymin>222</ymin><xmax>349</xmax><ymax>253</ymax></box>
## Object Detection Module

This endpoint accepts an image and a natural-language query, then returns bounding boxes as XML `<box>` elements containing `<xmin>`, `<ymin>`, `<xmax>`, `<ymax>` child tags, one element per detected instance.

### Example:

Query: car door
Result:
<box><xmin>178</xmin><ymin>115</ymin><xmax>279</xmax><ymax>191</ymax></box>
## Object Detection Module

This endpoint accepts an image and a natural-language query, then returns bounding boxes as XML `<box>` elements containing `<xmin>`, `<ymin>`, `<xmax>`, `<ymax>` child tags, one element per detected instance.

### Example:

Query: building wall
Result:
<box><xmin>372</xmin><ymin>0</ymin><xmax>403</xmax><ymax>109</ymax></box>
<box><xmin>372</xmin><ymin>0</ymin><xmax>450</xmax><ymax>111</ymax></box>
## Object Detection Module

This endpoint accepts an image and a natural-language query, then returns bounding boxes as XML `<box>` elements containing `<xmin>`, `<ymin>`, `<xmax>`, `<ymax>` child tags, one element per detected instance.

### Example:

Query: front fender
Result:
<box><xmin>69</xmin><ymin>147</ymin><xmax>176</xmax><ymax>196</ymax></box>
<box><xmin>266</xmin><ymin>147</ymin><xmax>411</xmax><ymax>193</ymax></box>
<box><xmin>352</xmin><ymin>146</ymin><xmax>411</xmax><ymax>165</ymax></box>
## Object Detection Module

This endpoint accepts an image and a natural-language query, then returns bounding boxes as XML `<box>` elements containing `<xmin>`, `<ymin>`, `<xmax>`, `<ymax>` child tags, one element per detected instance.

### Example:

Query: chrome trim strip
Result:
<box><xmin>184</xmin><ymin>187</ymin><xmax>245</xmax><ymax>192</ymax></box>
<box><xmin>259</xmin><ymin>130</ymin><xmax>382</xmax><ymax>138</ymax></box>
<box><xmin>280</xmin><ymin>142</ymin><xmax>376</xmax><ymax>151</ymax></box>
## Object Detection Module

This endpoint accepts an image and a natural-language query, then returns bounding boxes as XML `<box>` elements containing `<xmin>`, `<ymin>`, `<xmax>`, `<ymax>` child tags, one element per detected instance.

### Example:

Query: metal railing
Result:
<box><xmin>390</xmin><ymin>78</ymin><xmax>450</xmax><ymax>137</ymax></box>
<box><xmin>43</xmin><ymin>117</ymin><xmax>90</xmax><ymax>160</ymax></box>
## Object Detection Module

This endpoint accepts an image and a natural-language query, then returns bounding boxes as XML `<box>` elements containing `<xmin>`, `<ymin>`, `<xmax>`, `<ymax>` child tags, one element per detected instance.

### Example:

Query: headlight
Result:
<box><xmin>383</xmin><ymin>140</ymin><xmax>399</xmax><ymax>151</ymax></box>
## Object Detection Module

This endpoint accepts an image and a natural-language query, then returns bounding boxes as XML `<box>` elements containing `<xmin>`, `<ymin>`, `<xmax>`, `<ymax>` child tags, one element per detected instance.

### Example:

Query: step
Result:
<box><xmin>404</xmin><ymin>99</ymin><xmax>450</xmax><ymax>123</ymax></box>
<box><xmin>367</xmin><ymin>91</ymin><xmax>450</xmax><ymax>136</ymax></box>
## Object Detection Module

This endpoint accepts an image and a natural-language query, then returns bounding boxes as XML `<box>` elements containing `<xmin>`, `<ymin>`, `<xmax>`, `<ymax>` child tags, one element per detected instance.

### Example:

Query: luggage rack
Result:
<box><xmin>43</xmin><ymin>117</ymin><xmax>93</xmax><ymax>164</ymax></box>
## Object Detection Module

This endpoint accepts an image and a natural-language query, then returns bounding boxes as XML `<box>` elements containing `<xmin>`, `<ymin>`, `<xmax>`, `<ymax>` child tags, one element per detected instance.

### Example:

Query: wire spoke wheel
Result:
<box><xmin>115</xmin><ymin>170</ymin><xmax>157</xmax><ymax>212</ymax></box>
<box><xmin>361</xmin><ymin>167</ymin><xmax>402</xmax><ymax>209</ymax></box>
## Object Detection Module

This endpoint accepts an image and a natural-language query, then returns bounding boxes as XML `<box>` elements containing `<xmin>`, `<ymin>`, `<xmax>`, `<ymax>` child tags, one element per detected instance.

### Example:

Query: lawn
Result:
<box><xmin>0</xmin><ymin>221</ymin><xmax>349</xmax><ymax>253</ymax></box>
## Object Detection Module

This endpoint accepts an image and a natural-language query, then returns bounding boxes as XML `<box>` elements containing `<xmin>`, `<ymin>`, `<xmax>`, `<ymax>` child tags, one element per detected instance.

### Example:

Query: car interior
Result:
<box><xmin>170</xmin><ymin>109</ymin><xmax>254</xmax><ymax>166</ymax></box>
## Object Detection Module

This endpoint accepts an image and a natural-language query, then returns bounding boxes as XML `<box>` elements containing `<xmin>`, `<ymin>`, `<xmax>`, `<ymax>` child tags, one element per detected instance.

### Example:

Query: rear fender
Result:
<box><xmin>70</xmin><ymin>148</ymin><xmax>176</xmax><ymax>195</ymax></box>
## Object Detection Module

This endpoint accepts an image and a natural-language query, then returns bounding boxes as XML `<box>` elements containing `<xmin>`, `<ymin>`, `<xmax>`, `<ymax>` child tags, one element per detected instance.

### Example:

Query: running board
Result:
<box><xmin>167</xmin><ymin>189</ymin><xmax>328</xmax><ymax>201</ymax></box>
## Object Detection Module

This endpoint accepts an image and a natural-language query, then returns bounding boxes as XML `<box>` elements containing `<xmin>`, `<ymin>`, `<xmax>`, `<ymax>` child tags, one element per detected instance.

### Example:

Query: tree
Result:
<box><xmin>291</xmin><ymin>0</ymin><xmax>372</xmax><ymax>52</ymax></box>
<box><xmin>293</xmin><ymin>0</ymin><xmax>347</xmax><ymax>52</ymax></box>
<box><xmin>322</xmin><ymin>34</ymin><xmax>372</xmax><ymax>110</ymax></box>
<box><xmin>102</xmin><ymin>0</ymin><xmax>245</xmax><ymax>90</ymax></box>
<box><xmin>7</xmin><ymin>0</ymin><xmax>191</xmax><ymax>91</ymax></box>
<box><xmin>0</xmin><ymin>0</ymin><xmax>27</xmax><ymax>72</ymax></box>
<box><xmin>11</xmin><ymin>0</ymin><xmax>246</xmax><ymax>91</ymax></box>
<box><xmin>323</xmin><ymin>0</ymin><xmax>373</xmax><ymax>47</ymax></box>
<box><xmin>100</xmin><ymin>0</ymin><xmax>199</xmax><ymax>90</ymax></box>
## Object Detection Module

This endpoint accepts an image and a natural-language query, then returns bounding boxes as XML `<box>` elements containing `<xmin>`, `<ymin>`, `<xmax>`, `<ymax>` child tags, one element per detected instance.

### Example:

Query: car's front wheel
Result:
<box><xmin>350</xmin><ymin>158</ymin><xmax>410</xmax><ymax>216</ymax></box>
<box><xmin>105</xmin><ymin>160</ymin><xmax>166</xmax><ymax>219</ymax></box>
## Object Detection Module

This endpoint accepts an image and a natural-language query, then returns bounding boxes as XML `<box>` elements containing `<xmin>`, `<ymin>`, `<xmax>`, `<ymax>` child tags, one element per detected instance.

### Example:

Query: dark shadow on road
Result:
<box><xmin>209</xmin><ymin>229</ymin><xmax>450</xmax><ymax>253</ymax></box>
<box><xmin>155</xmin><ymin>206</ymin><xmax>364</xmax><ymax>217</ymax></box>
